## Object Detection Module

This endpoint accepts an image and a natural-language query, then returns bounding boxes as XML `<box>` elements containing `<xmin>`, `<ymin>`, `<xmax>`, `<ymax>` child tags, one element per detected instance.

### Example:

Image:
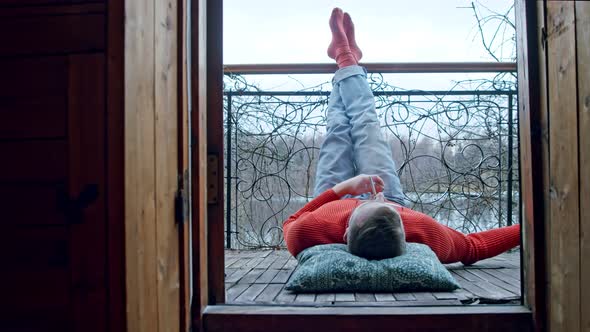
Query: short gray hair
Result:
<box><xmin>347</xmin><ymin>206</ymin><xmax>406</xmax><ymax>260</ymax></box>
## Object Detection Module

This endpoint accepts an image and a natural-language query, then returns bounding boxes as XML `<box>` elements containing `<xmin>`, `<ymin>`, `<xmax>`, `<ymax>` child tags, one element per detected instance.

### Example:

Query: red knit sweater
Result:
<box><xmin>283</xmin><ymin>189</ymin><xmax>520</xmax><ymax>264</ymax></box>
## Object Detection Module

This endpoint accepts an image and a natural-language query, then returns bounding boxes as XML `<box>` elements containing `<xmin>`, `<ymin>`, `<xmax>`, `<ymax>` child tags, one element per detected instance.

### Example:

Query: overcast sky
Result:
<box><xmin>223</xmin><ymin>0</ymin><xmax>515</xmax><ymax>90</ymax></box>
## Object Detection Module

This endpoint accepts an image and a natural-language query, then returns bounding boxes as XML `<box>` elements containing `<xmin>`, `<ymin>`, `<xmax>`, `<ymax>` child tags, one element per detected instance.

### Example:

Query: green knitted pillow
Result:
<box><xmin>285</xmin><ymin>243</ymin><xmax>460</xmax><ymax>293</ymax></box>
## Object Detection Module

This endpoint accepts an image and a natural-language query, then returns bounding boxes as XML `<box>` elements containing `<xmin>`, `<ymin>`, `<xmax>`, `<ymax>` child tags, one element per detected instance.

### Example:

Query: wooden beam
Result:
<box><xmin>207</xmin><ymin>0</ymin><xmax>225</xmax><ymax>306</ymax></box>
<box><xmin>203</xmin><ymin>305</ymin><xmax>532</xmax><ymax>332</ymax></box>
<box><xmin>155</xmin><ymin>0</ymin><xmax>180</xmax><ymax>331</ymax></box>
<box><xmin>575</xmin><ymin>2</ymin><xmax>590</xmax><ymax>331</ymax></box>
<box><xmin>191</xmin><ymin>0</ymin><xmax>210</xmax><ymax>329</ymax></box>
<box><xmin>546</xmin><ymin>2</ymin><xmax>580</xmax><ymax>332</ymax></box>
<box><xmin>515</xmin><ymin>1</ymin><xmax>547</xmax><ymax>331</ymax></box>
<box><xmin>223</xmin><ymin>62</ymin><xmax>517</xmax><ymax>75</ymax></box>
<box><xmin>124</xmin><ymin>0</ymin><xmax>158</xmax><ymax>331</ymax></box>
<box><xmin>107</xmin><ymin>0</ymin><xmax>126</xmax><ymax>331</ymax></box>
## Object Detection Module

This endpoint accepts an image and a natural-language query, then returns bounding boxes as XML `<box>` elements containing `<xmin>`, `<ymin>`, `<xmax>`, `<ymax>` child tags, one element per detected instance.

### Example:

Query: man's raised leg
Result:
<box><xmin>313</xmin><ymin>8</ymin><xmax>356</xmax><ymax>197</ymax></box>
<box><xmin>335</xmin><ymin>66</ymin><xmax>406</xmax><ymax>205</ymax></box>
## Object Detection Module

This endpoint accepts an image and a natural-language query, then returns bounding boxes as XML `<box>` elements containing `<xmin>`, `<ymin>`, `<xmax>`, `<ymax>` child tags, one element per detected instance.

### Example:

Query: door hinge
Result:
<box><xmin>175</xmin><ymin>170</ymin><xmax>189</xmax><ymax>224</ymax></box>
<box><xmin>207</xmin><ymin>154</ymin><xmax>219</xmax><ymax>204</ymax></box>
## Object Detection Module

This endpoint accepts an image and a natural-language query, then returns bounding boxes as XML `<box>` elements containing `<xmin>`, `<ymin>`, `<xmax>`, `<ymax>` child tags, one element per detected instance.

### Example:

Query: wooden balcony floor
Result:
<box><xmin>225</xmin><ymin>249</ymin><xmax>521</xmax><ymax>306</ymax></box>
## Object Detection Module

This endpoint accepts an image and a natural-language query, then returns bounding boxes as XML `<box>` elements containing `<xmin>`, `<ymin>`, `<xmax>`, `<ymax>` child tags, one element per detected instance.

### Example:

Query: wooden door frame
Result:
<box><xmin>189</xmin><ymin>0</ymin><xmax>544</xmax><ymax>330</ymax></box>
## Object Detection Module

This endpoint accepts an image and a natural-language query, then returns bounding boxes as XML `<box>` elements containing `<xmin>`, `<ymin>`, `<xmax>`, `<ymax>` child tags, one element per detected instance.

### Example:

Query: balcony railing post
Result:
<box><xmin>226</xmin><ymin>93</ymin><xmax>233</xmax><ymax>249</ymax></box>
<box><xmin>507</xmin><ymin>93</ymin><xmax>514</xmax><ymax>226</ymax></box>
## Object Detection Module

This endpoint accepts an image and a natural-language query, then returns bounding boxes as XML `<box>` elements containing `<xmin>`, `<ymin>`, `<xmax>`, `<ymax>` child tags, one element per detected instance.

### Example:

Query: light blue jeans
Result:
<box><xmin>313</xmin><ymin>65</ymin><xmax>406</xmax><ymax>206</ymax></box>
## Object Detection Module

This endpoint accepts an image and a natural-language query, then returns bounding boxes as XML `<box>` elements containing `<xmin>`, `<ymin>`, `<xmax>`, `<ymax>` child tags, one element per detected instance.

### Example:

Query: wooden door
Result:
<box><xmin>0</xmin><ymin>11</ymin><xmax>107</xmax><ymax>332</ymax></box>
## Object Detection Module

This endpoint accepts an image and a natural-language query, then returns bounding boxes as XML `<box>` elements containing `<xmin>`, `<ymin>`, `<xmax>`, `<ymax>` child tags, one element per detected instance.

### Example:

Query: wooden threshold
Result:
<box><xmin>203</xmin><ymin>305</ymin><xmax>532</xmax><ymax>332</ymax></box>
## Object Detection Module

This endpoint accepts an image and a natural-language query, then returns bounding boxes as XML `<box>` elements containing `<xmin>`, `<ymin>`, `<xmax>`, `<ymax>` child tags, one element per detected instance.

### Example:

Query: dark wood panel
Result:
<box><xmin>68</xmin><ymin>53</ymin><xmax>106</xmax><ymax>332</ymax></box>
<box><xmin>0</xmin><ymin>184</ymin><xmax>65</xmax><ymax>225</ymax></box>
<box><xmin>0</xmin><ymin>3</ymin><xmax>104</xmax><ymax>16</ymax></box>
<box><xmin>0</xmin><ymin>14</ymin><xmax>104</xmax><ymax>56</ymax></box>
<box><xmin>0</xmin><ymin>227</ymin><xmax>69</xmax><ymax>270</ymax></box>
<box><xmin>0</xmin><ymin>0</ymin><xmax>101</xmax><ymax>6</ymax></box>
<box><xmin>204</xmin><ymin>305</ymin><xmax>532</xmax><ymax>332</ymax></box>
<box><xmin>0</xmin><ymin>140</ymin><xmax>67</xmax><ymax>182</ymax></box>
<box><xmin>0</xmin><ymin>227</ymin><xmax>70</xmax><ymax>331</ymax></box>
<box><xmin>0</xmin><ymin>57</ymin><xmax>67</xmax><ymax>139</ymax></box>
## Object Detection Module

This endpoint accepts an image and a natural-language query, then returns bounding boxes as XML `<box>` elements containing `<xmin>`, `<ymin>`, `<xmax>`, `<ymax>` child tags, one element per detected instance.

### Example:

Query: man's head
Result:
<box><xmin>345</xmin><ymin>196</ymin><xmax>406</xmax><ymax>260</ymax></box>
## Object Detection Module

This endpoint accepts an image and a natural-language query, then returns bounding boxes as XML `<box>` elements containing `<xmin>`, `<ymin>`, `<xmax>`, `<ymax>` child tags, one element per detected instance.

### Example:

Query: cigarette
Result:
<box><xmin>370</xmin><ymin>177</ymin><xmax>377</xmax><ymax>197</ymax></box>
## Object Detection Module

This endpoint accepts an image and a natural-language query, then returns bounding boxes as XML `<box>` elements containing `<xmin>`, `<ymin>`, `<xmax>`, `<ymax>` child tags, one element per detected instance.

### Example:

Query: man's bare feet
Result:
<box><xmin>343</xmin><ymin>12</ymin><xmax>363</xmax><ymax>62</ymax></box>
<box><xmin>327</xmin><ymin>8</ymin><xmax>357</xmax><ymax>68</ymax></box>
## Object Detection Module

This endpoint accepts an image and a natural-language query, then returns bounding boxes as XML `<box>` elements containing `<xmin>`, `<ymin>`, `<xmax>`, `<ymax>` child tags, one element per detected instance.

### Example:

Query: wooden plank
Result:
<box><xmin>270</xmin><ymin>269</ymin><xmax>294</xmax><ymax>284</ymax></box>
<box><xmin>238</xmin><ymin>268</ymin><xmax>265</xmax><ymax>284</ymax></box>
<box><xmin>243</xmin><ymin>257</ymin><xmax>265</xmax><ymax>269</ymax></box>
<box><xmin>204</xmin><ymin>305</ymin><xmax>533</xmax><ymax>332</ymax></box>
<box><xmin>0</xmin><ymin>14</ymin><xmax>104</xmax><ymax>56</ymax></box>
<box><xmin>68</xmin><ymin>54</ymin><xmax>107</xmax><ymax>332</ymax></box>
<box><xmin>315</xmin><ymin>293</ymin><xmax>336</xmax><ymax>303</ymax></box>
<box><xmin>206</xmin><ymin>0</ymin><xmax>225</xmax><ymax>307</ymax></box>
<box><xmin>229</xmin><ymin>256</ymin><xmax>249</xmax><ymax>268</ymax></box>
<box><xmin>392</xmin><ymin>293</ymin><xmax>416</xmax><ymax>301</ymax></box>
<box><xmin>515</xmin><ymin>1</ymin><xmax>547</xmax><ymax>329</ymax></box>
<box><xmin>411</xmin><ymin>292</ymin><xmax>437</xmax><ymax>301</ymax></box>
<box><xmin>294</xmin><ymin>293</ymin><xmax>316</xmax><ymax>303</ymax></box>
<box><xmin>0</xmin><ymin>141</ymin><xmax>67</xmax><ymax>183</ymax></box>
<box><xmin>275</xmin><ymin>286</ymin><xmax>297</xmax><ymax>304</ymax></box>
<box><xmin>124</xmin><ymin>0</ymin><xmax>157</xmax><ymax>331</ymax></box>
<box><xmin>452</xmin><ymin>271</ymin><xmax>515</xmax><ymax>301</ymax></box>
<box><xmin>255</xmin><ymin>284</ymin><xmax>283</xmax><ymax>303</ymax></box>
<box><xmin>178</xmin><ymin>0</ymin><xmax>190</xmax><ymax>329</ymax></box>
<box><xmin>235</xmin><ymin>284</ymin><xmax>266</xmax><ymax>303</ymax></box>
<box><xmin>481</xmin><ymin>268</ymin><xmax>520</xmax><ymax>286</ymax></box>
<box><xmin>0</xmin><ymin>57</ymin><xmax>67</xmax><ymax>140</ymax></box>
<box><xmin>226</xmin><ymin>283</ymin><xmax>249</xmax><ymax>302</ymax></box>
<box><xmin>467</xmin><ymin>269</ymin><xmax>521</xmax><ymax>295</ymax></box>
<box><xmin>106</xmin><ymin>0</ymin><xmax>125</xmax><ymax>331</ymax></box>
<box><xmin>255</xmin><ymin>269</ymin><xmax>280</xmax><ymax>284</ymax></box>
<box><xmin>269</xmin><ymin>252</ymin><xmax>290</xmax><ymax>269</ymax></box>
<box><xmin>334</xmin><ymin>293</ymin><xmax>355</xmax><ymax>302</ymax></box>
<box><xmin>283</xmin><ymin>257</ymin><xmax>298</xmax><ymax>269</ymax></box>
<box><xmin>354</xmin><ymin>293</ymin><xmax>376</xmax><ymax>302</ymax></box>
<box><xmin>255</xmin><ymin>252</ymin><xmax>279</xmax><ymax>269</ymax></box>
<box><xmin>155</xmin><ymin>0</ymin><xmax>180</xmax><ymax>330</ymax></box>
<box><xmin>225</xmin><ymin>268</ymin><xmax>250</xmax><ymax>284</ymax></box>
<box><xmin>576</xmin><ymin>3</ymin><xmax>590</xmax><ymax>332</ymax></box>
<box><xmin>225</xmin><ymin>257</ymin><xmax>239</xmax><ymax>268</ymax></box>
<box><xmin>190</xmin><ymin>0</ymin><xmax>211</xmax><ymax>323</ymax></box>
<box><xmin>374</xmin><ymin>293</ymin><xmax>396</xmax><ymax>301</ymax></box>
<box><xmin>546</xmin><ymin>2</ymin><xmax>581</xmax><ymax>331</ymax></box>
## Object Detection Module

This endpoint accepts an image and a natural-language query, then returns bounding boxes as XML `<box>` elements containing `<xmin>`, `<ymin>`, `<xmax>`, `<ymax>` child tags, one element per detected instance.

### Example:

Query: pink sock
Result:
<box><xmin>327</xmin><ymin>8</ymin><xmax>357</xmax><ymax>68</ymax></box>
<box><xmin>343</xmin><ymin>13</ymin><xmax>362</xmax><ymax>62</ymax></box>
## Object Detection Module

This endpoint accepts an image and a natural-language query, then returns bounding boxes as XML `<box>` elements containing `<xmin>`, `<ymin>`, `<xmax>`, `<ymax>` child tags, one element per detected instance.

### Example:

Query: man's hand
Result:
<box><xmin>332</xmin><ymin>174</ymin><xmax>385</xmax><ymax>197</ymax></box>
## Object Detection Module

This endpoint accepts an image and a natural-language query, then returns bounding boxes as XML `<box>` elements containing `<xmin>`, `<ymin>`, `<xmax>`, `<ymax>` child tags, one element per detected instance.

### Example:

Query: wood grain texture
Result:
<box><xmin>106</xmin><ymin>0</ymin><xmax>126</xmax><ymax>331</ymax></box>
<box><xmin>124</xmin><ymin>0</ymin><xmax>158</xmax><ymax>331</ymax></box>
<box><xmin>178</xmin><ymin>0</ymin><xmax>191</xmax><ymax>330</ymax></box>
<box><xmin>546</xmin><ymin>2</ymin><xmax>580</xmax><ymax>332</ymax></box>
<box><xmin>0</xmin><ymin>14</ymin><xmax>104</xmax><ymax>55</ymax></box>
<box><xmin>155</xmin><ymin>0</ymin><xmax>180</xmax><ymax>331</ymax></box>
<box><xmin>575</xmin><ymin>2</ymin><xmax>590</xmax><ymax>331</ymax></box>
<box><xmin>68</xmin><ymin>53</ymin><xmax>107</xmax><ymax>332</ymax></box>
<box><xmin>191</xmin><ymin>0</ymin><xmax>210</xmax><ymax>328</ymax></box>
<box><xmin>515</xmin><ymin>2</ymin><xmax>546</xmax><ymax>328</ymax></box>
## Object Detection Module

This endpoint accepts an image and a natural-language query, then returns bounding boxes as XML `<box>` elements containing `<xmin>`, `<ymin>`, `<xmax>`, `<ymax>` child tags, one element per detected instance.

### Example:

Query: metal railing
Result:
<box><xmin>223</xmin><ymin>63</ymin><xmax>518</xmax><ymax>249</ymax></box>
